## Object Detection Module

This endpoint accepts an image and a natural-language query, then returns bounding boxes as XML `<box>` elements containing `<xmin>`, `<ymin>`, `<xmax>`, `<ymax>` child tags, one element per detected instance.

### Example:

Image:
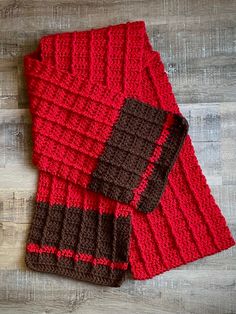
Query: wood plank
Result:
<box><xmin>0</xmin><ymin>270</ymin><xmax>235</xmax><ymax>314</ymax></box>
<box><xmin>0</xmin><ymin>0</ymin><xmax>235</xmax><ymax>312</ymax></box>
<box><xmin>0</xmin><ymin>109</ymin><xmax>32</xmax><ymax>168</ymax></box>
<box><xmin>0</xmin><ymin>1</ymin><xmax>235</xmax><ymax>106</ymax></box>
<box><xmin>0</xmin><ymin>69</ymin><xmax>18</xmax><ymax>109</ymax></box>
<box><xmin>151</xmin><ymin>19</ymin><xmax>236</xmax><ymax>103</ymax></box>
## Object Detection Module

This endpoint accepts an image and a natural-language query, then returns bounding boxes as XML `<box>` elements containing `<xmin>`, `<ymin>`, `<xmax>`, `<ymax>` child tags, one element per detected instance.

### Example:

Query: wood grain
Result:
<box><xmin>0</xmin><ymin>0</ymin><xmax>235</xmax><ymax>313</ymax></box>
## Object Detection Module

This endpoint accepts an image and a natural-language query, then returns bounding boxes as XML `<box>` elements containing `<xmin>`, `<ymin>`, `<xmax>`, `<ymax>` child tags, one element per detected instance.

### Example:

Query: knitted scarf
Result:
<box><xmin>24</xmin><ymin>21</ymin><xmax>235</xmax><ymax>287</ymax></box>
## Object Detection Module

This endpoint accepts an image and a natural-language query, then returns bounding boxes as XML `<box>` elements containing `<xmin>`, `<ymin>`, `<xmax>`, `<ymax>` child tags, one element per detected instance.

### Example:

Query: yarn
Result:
<box><xmin>24</xmin><ymin>21</ymin><xmax>235</xmax><ymax>286</ymax></box>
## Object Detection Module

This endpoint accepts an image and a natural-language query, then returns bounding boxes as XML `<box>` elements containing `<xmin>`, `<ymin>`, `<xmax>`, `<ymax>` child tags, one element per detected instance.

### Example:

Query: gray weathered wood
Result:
<box><xmin>0</xmin><ymin>1</ymin><xmax>235</xmax><ymax>313</ymax></box>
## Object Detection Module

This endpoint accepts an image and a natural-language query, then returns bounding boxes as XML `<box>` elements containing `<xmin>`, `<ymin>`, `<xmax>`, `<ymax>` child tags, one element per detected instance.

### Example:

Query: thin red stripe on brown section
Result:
<box><xmin>89</xmin><ymin>98</ymin><xmax>188</xmax><ymax>213</ymax></box>
<box><xmin>27</xmin><ymin>243</ymin><xmax>128</xmax><ymax>270</ymax></box>
<box><xmin>132</xmin><ymin>113</ymin><xmax>174</xmax><ymax>208</ymax></box>
<box><xmin>25</xmin><ymin>202</ymin><xmax>131</xmax><ymax>287</ymax></box>
<box><xmin>89</xmin><ymin>98</ymin><xmax>167</xmax><ymax>205</ymax></box>
<box><xmin>138</xmin><ymin>114</ymin><xmax>189</xmax><ymax>213</ymax></box>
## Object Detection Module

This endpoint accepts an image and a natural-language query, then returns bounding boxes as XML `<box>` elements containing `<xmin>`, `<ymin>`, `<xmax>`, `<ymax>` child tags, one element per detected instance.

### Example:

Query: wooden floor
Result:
<box><xmin>0</xmin><ymin>1</ymin><xmax>235</xmax><ymax>313</ymax></box>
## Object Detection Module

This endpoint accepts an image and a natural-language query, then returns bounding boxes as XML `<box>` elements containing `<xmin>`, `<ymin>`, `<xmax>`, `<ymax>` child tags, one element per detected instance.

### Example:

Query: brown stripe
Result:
<box><xmin>25</xmin><ymin>254</ymin><xmax>126</xmax><ymax>287</ymax></box>
<box><xmin>89</xmin><ymin>98</ymin><xmax>167</xmax><ymax>203</ymax></box>
<box><xmin>26</xmin><ymin>201</ymin><xmax>131</xmax><ymax>286</ymax></box>
<box><xmin>138</xmin><ymin>114</ymin><xmax>189</xmax><ymax>213</ymax></box>
<box><xmin>27</xmin><ymin>202</ymin><xmax>131</xmax><ymax>263</ymax></box>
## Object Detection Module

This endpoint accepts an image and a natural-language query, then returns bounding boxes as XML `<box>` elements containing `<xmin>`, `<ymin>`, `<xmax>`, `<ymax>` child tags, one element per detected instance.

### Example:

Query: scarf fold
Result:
<box><xmin>24</xmin><ymin>21</ymin><xmax>235</xmax><ymax>287</ymax></box>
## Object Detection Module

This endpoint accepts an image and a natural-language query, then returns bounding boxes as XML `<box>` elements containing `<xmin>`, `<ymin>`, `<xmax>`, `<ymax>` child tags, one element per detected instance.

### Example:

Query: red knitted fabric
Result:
<box><xmin>24</xmin><ymin>21</ymin><xmax>235</xmax><ymax>286</ymax></box>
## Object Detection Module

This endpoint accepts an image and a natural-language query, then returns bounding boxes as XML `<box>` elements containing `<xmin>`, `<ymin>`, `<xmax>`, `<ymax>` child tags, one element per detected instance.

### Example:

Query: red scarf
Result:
<box><xmin>24</xmin><ymin>21</ymin><xmax>234</xmax><ymax>286</ymax></box>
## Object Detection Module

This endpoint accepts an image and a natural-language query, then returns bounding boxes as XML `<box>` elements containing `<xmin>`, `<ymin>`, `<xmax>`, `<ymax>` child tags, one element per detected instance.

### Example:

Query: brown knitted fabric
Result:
<box><xmin>24</xmin><ymin>21</ymin><xmax>235</xmax><ymax>287</ymax></box>
<box><xmin>89</xmin><ymin>98</ymin><xmax>188</xmax><ymax>212</ymax></box>
<box><xmin>26</xmin><ymin>189</ymin><xmax>131</xmax><ymax>287</ymax></box>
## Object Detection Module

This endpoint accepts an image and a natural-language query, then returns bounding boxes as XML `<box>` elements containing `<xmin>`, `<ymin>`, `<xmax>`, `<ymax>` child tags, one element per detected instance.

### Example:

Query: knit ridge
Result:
<box><xmin>24</xmin><ymin>21</ymin><xmax>235</xmax><ymax>286</ymax></box>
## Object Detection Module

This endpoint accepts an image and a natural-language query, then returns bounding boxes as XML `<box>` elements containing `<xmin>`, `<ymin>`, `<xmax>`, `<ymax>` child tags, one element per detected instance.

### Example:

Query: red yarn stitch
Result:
<box><xmin>132</xmin><ymin>112</ymin><xmax>174</xmax><ymax>207</ymax></box>
<box><xmin>24</xmin><ymin>21</ymin><xmax>235</xmax><ymax>285</ymax></box>
<box><xmin>27</xmin><ymin>243</ymin><xmax>128</xmax><ymax>270</ymax></box>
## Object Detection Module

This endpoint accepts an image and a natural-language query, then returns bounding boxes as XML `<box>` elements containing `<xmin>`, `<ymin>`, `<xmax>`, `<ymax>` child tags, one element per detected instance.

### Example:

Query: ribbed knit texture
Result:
<box><xmin>24</xmin><ymin>21</ymin><xmax>235</xmax><ymax>286</ymax></box>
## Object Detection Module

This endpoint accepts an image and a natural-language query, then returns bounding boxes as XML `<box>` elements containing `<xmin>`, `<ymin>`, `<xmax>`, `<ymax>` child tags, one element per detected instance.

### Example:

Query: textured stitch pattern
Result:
<box><xmin>26</xmin><ymin>200</ymin><xmax>130</xmax><ymax>286</ymax></box>
<box><xmin>24</xmin><ymin>21</ymin><xmax>235</xmax><ymax>286</ymax></box>
<box><xmin>89</xmin><ymin>98</ymin><xmax>188</xmax><ymax>212</ymax></box>
<box><xmin>25</xmin><ymin>55</ymin><xmax>188</xmax><ymax>212</ymax></box>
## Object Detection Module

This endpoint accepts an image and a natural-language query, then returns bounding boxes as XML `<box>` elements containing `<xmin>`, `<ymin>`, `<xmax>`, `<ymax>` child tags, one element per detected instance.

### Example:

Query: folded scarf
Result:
<box><xmin>24</xmin><ymin>21</ymin><xmax>235</xmax><ymax>287</ymax></box>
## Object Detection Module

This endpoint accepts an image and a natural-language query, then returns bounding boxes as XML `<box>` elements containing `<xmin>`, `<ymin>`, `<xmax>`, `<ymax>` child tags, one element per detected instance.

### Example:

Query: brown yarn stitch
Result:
<box><xmin>26</xmin><ymin>201</ymin><xmax>131</xmax><ymax>286</ymax></box>
<box><xmin>89</xmin><ymin>98</ymin><xmax>188</xmax><ymax>212</ymax></box>
<box><xmin>24</xmin><ymin>21</ymin><xmax>235</xmax><ymax>287</ymax></box>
